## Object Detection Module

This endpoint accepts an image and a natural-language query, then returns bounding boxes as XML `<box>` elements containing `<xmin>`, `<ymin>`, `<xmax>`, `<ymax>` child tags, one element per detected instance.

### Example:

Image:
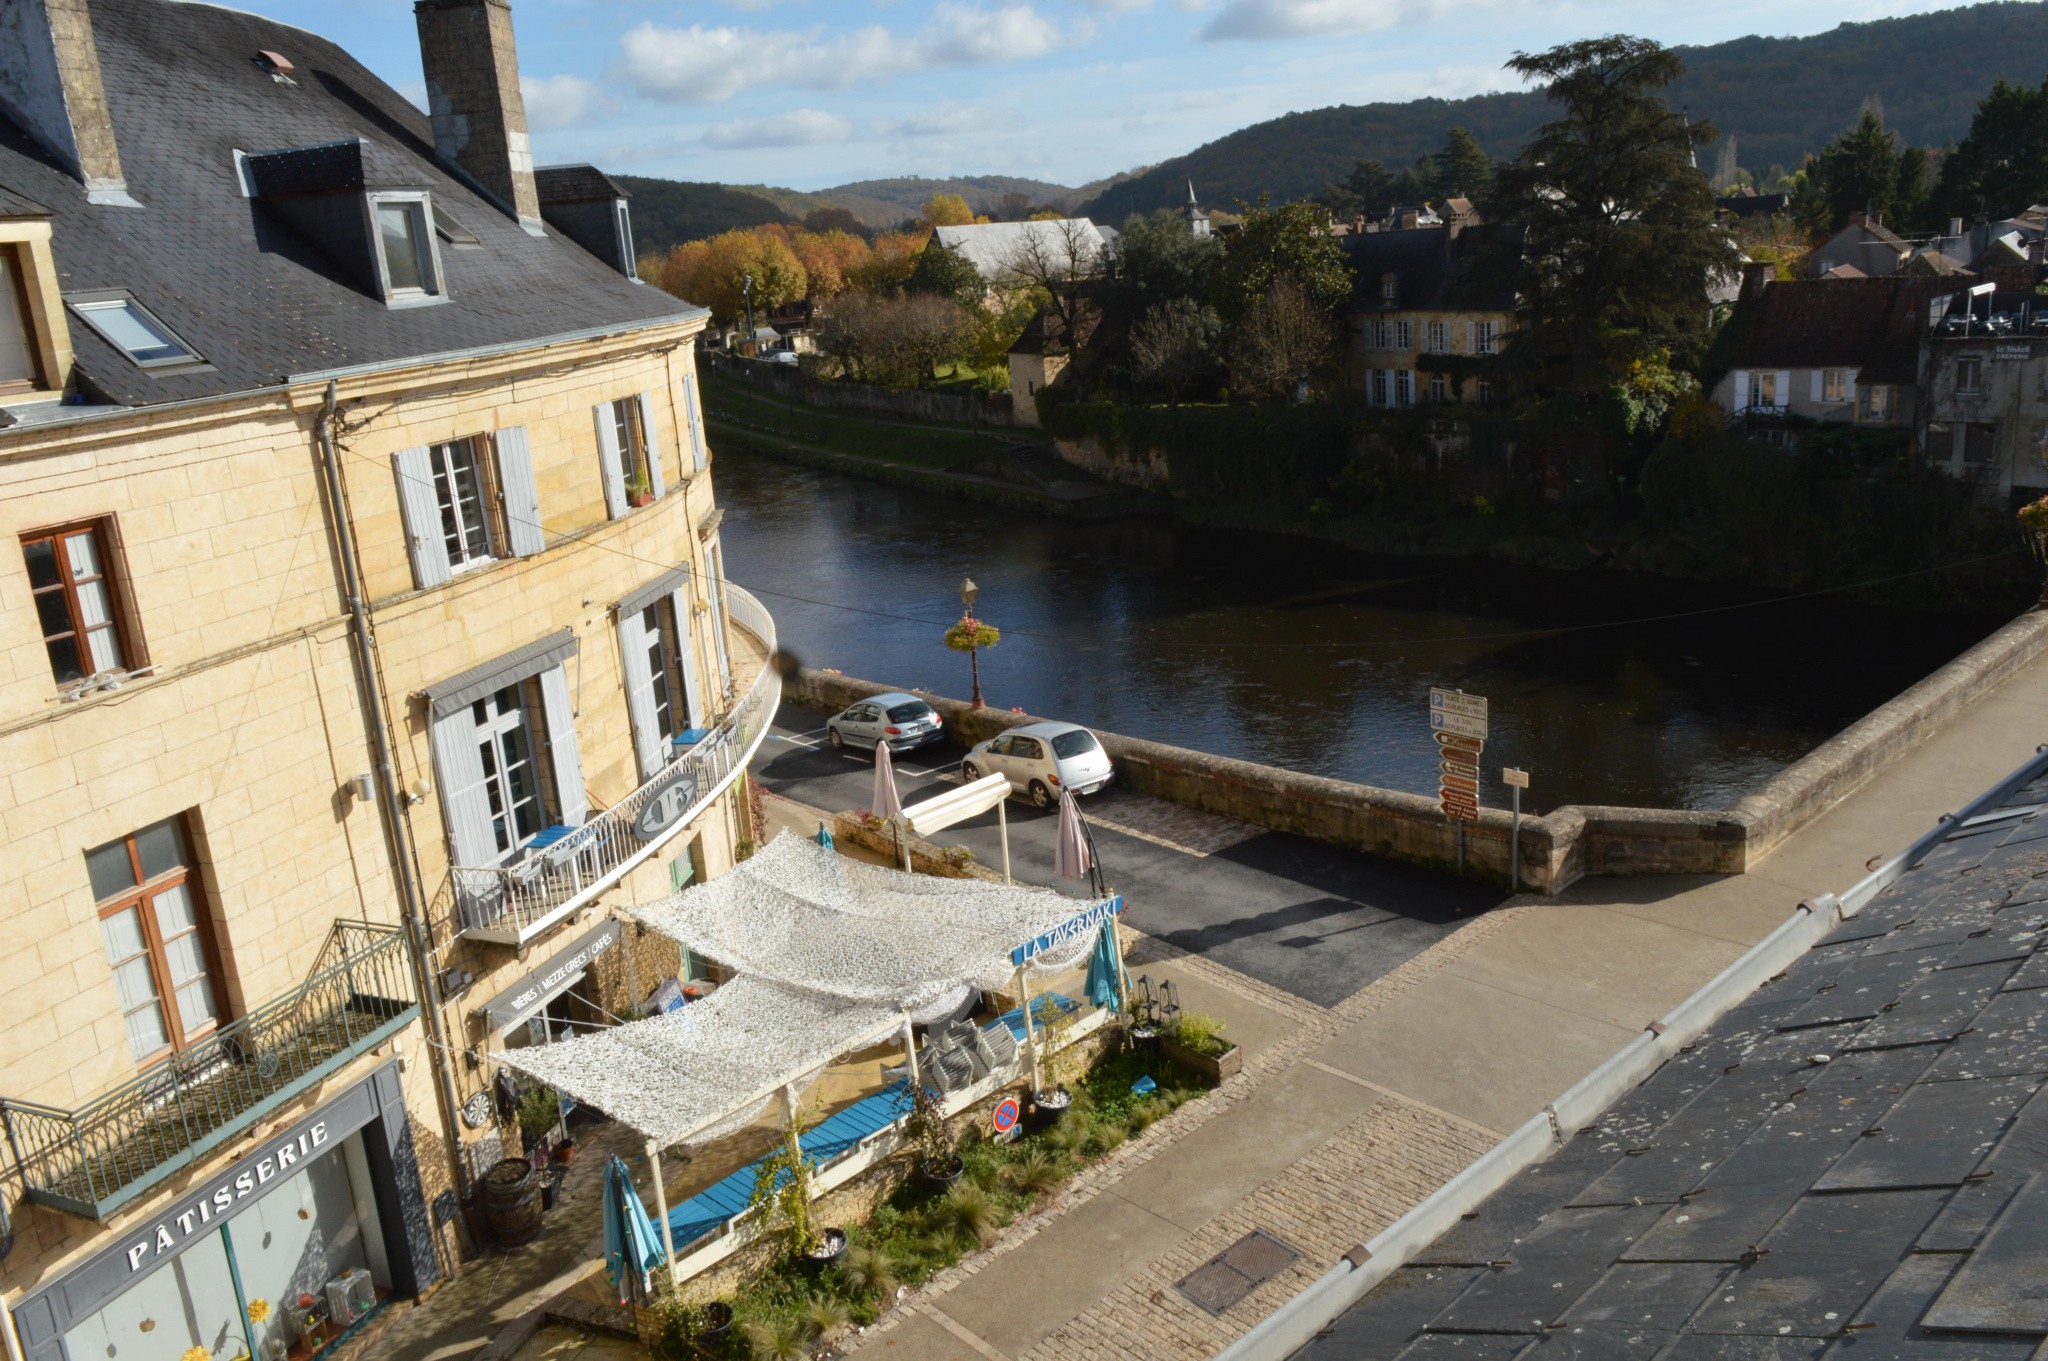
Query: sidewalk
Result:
<box><xmin>846</xmin><ymin>641</ymin><xmax>2048</xmax><ymax>1360</ymax></box>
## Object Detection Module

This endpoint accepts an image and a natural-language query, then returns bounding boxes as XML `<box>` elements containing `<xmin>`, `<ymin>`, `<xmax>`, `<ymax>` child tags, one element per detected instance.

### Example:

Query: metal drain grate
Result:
<box><xmin>1176</xmin><ymin>1230</ymin><xmax>1302</xmax><ymax>1315</ymax></box>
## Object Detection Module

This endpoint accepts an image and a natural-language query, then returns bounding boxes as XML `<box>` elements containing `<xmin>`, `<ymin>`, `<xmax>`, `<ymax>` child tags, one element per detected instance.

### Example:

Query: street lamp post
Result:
<box><xmin>961</xmin><ymin>578</ymin><xmax>984</xmax><ymax>708</ymax></box>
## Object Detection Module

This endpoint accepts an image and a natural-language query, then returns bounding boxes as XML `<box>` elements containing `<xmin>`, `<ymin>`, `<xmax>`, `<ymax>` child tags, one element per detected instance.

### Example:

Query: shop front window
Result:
<box><xmin>62</xmin><ymin>1133</ymin><xmax>388</xmax><ymax>1361</ymax></box>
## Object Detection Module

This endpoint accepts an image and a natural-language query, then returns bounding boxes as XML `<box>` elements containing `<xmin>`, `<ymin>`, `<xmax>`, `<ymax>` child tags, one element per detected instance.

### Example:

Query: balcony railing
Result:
<box><xmin>1</xmin><ymin>920</ymin><xmax>418</xmax><ymax>1220</ymax></box>
<box><xmin>452</xmin><ymin>584</ymin><xmax>780</xmax><ymax>946</ymax></box>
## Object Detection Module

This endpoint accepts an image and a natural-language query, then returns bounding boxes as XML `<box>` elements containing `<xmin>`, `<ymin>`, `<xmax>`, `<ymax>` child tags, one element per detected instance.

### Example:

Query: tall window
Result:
<box><xmin>1426</xmin><ymin>321</ymin><xmax>1448</xmax><ymax>354</ymax></box>
<box><xmin>1395</xmin><ymin>370</ymin><xmax>1414</xmax><ymax>406</ymax></box>
<box><xmin>1428</xmin><ymin>372</ymin><xmax>1447</xmax><ymax>403</ymax></box>
<box><xmin>472</xmin><ymin>686</ymin><xmax>544</xmax><ymax>854</ymax></box>
<box><xmin>1473</xmin><ymin>321</ymin><xmax>1499</xmax><ymax>355</ymax></box>
<box><xmin>1</xmin><ymin>245</ymin><xmax>42</xmax><ymax>391</ymax></box>
<box><xmin>642</xmin><ymin>602</ymin><xmax>681</xmax><ymax>739</ymax></box>
<box><xmin>1860</xmin><ymin>384</ymin><xmax>1894</xmax><ymax>422</ymax></box>
<box><xmin>1822</xmin><ymin>368</ymin><xmax>1851</xmax><ymax>402</ymax></box>
<box><xmin>1748</xmin><ymin>371</ymin><xmax>1778</xmax><ymax>410</ymax></box>
<box><xmin>609</xmin><ymin>398</ymin><xmax>657</xmax><ymax>497</ymax></box>
<box><xmin>1393</xmin><ymin>320</ymin><xmax>1415</xmax><ymax>351</ymax></box>
<box><xmin>429</xmin><ymin>439</ymin><xmax>494</xmax><ymax>571</ymax></box>
<box><xmin>1956</xmin><ymin>357</ymin><xmax>1983</xmax><ymax>394</ymax></box>
<box><xmin>375</xmin><ymin>199</ymin><xmax>437</xmax><ymax>298</ymax></box>
<box><xmin>23</xmin><ymin>520</ymin><xmax>129</xmax><ymax>686</ymax></box>
<box><xmin>87</xmin><ymin>816</ymin><xmax>220</xmax><ymax>1062</ymax></box>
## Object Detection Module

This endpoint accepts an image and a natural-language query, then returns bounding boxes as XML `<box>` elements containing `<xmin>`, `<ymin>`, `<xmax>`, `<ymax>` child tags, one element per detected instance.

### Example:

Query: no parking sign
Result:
<box><xmin>992</xmin><ymin>1097</ymin><xmax>1021</xmax><ymax>1138</ymax></box>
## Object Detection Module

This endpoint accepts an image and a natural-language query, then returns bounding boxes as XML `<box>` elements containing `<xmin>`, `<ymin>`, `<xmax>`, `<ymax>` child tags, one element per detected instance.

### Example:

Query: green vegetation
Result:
<box><xmin>1167</xmin><ymin>1012</ymin><xmax>1230</xmax><ymax>1059</ymax></box>
<box><xmin>653</xmin><ymin>1049</ymin><xmax>1211</xmax><ymax>1360</ymax></box>
<box><xmin>1077</xmin><ymin>3</ymin><xmax>2048</xmax><ymax>219</ymax></box>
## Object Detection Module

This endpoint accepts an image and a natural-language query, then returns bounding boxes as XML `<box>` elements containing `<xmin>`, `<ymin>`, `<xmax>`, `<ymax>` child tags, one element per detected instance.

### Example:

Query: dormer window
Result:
<box><xmin>1381</xmin><ymin>273</ymin><xmax>1400</xmax><ymax>305</ymax></box>
<box><xmin>69</xmin><ymin>296</ymin><xmax>198</xmax><ymax>369</ymax></box>
<box><xmin>372</xmin><ymin>194</ymin><xmax>443</xmax><ymax>303</ymax></box>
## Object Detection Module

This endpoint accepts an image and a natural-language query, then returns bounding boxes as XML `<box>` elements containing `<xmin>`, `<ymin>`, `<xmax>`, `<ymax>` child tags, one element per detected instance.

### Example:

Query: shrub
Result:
<box><xmin>1006</xmin><ymin>1149</ymin><xmax>1063</xmax><ymax>1195</ymax></box>
<box><xmin>934</xmin><ymin>1182</ymin><xmax>1002</xmax><ymax>1248</ymax></box>
<box><xmin>1169</xmin><ymin>1012</ymin><xmax>1231</xmax><ymax>1058</ymax></box>
<box><xmin>837</xmin><ymin>1242</ymin><xmax>898</xmax><ymax>1300</ymax></box>
<box><xmin>801</xmin><ymin>1293</ymin><xmax>853</xmax><ymax>1337</ymax></box>
<box><xmin>744</xmin><ymin>1314</ymin><xmax>816</xmax><ymax>1361</ymax></box>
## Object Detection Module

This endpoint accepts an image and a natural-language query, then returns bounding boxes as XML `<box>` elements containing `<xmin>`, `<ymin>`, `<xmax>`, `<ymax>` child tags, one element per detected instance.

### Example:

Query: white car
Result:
<box><xmin>961</xmin><ymin>722</ymin><xmax>1114</xmax><ymax>807</ymax></box>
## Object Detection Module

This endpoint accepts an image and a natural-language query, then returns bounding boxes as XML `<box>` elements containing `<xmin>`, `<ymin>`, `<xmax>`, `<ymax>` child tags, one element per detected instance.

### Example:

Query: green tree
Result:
<box><xmin>1796</xmin><ymin>105</ymin><xmax>1925</xmax><ymax>231</ymax></box>
<box><xmin>1108</xmin><ymin>209</ymin><xmax>1223</xmax><ymax>311</ymax></box>
<box><xmin>1488</xmin><ymin>36</ymin><xmax>1737</xmax><ymax>391</ymax></box>
<box><xmin>907</xmin><ymin>242</ymin><xmax>985</xmax><ymax>306</ymax></box>
<box><xmin>1932</xmin><ymin>75</ymin><xmax>2048</xmax><ymax>222</ymax></box>
<box><xmin>1130</xmin><ymin>297</ymin><xmax>1223</xmax><ymax>407</ymax></box>
<box><xmin>1319</xmin><ymin>158</ymin><xmax>1422</xmax><ymax>222</ymax></box>
<box><xmin>1417</xmin><ymin>127</ymin><xmax>1495</xmax><ymax>203</ymax></box>
<box><xmin>1216</xmin><ymin>198</ymin><xmax>1354</xmax><ymax>321</ymax></box>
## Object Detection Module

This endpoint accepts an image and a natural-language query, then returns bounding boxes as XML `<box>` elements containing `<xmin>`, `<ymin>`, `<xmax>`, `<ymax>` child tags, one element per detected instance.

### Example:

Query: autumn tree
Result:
<box><xmin>654</xmin><ymin>229</ymin><xmax>806</xmax><ymax>323</ymax></box>
<box><xmin>920</xmin><ymin>193</ymin><xmax>975</xmax><ymax>227</ymax></box>
<box><xmin>846</xmin><ymin>230</ymin><xmax>928</xmax><ymax>293</ymax></box>
<box><xmin>787</xmin><ymin>229</ymin><xmax>872</xmax><ymax>300</ymax></box>
<box><xmin>1233</xmin><ymin>278</ymin><xmax>1335</xmax><ymax>400</ymax></box>
<box><xmin>1487</xmin><ymin>36</ymin><xmax>1735</xmax><ymax>390</ymax></box>
<box><xmin>818</xmin><ymin>292</ymin><xmax>973</xmax><ymax>388</ymax></box>
<box><xmin>803</xmin><ymin>206</ymin><xmax>868</xmax><ymax>236</ymax></box>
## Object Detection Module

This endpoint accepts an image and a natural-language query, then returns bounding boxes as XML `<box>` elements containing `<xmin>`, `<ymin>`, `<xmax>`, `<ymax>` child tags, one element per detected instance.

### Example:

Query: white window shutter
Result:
<box><xmin>706</xmin><ymin>539</ymin><xmax>733</xmax><ymax>697</ymax></box>
<box><xmin>671</xmin><ymin>581</ymin><xmax>707</xmax><ymax>730</ymax></box>
<box><xmin>494</xmin><ymin>426</ymin><xmax>546</xmax><ymax>557</ymax></box>
<box><xmin>1846</xmin><ymin>370</ymin><xmax>1858</xmax><ymax>402</ymax></box>
<box><xmin>428</xmin><ymin>708</ymin><xmax>495</xmax><ymax>866</ymax></box>
<box><xmin>637</xmin><ymin>391</ymin><xmax>666</xmax><ymax>499</ymax></box>
<box><xmin>536</xmin><ymin>664</ymin><xmax>588</xmax><ymax>825</ymax></box>
<box><xmin>1810</xmin><ymin>370</ymin><xmax>1823</xmax><ymax>402</ymax></box>
<box><xmin>1730</xmin><ymin>370</ymin><xmax>1748</xmax><ymax>411</ymax></box>
<box><xmin>1466</xmin><ymin>321</ymin><xmax>1476</xmax><ymax>354</ymax></box>
<box><xmin>592</xmin><ymin>403</ymin><xmax>626</xmax><ymax>519</ymax></box>
<box><xmin>394</xmin><ymin>446</ymin><xmax>452</xmax><ymax>589</ymax></box>
<box><xmin>616</xmin><ymin>606</ymin><xmax>665</xmax><ymax>782</ymax></box>
<box><xmin>1774</xmin><ymin>371</ymin><xmax>1791</xmax><ymax>408</ymax></box>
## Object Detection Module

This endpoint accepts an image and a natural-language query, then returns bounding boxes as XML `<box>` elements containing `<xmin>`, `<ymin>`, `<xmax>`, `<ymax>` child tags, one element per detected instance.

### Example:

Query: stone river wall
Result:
<box><xmin>783</xmin><ymin>608</ymin><xmax>2048</xmax><ymax>894</ymax></box>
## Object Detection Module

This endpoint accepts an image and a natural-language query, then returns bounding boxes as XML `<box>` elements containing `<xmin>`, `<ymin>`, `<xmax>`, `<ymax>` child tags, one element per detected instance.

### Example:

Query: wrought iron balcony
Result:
<box><xmin>451</xmin><ymin>584</ymin><xmax>780</xmax><ymax>946</ymax></box>
<box><xmin>0</xmin><ymin>921</ymin><xmax>418</xmax><ymax>1220</ymax></box>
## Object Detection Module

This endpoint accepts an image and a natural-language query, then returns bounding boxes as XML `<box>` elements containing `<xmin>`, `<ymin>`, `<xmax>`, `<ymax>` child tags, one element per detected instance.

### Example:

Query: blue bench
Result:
<box><xmin>993</xmin><ymin>991</ymin><xmax>1080</xmax><ymax>1043</ymax></box>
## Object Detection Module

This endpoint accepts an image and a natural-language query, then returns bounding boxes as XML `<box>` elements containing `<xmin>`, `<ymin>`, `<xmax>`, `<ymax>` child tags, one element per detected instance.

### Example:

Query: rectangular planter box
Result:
<box><xmin>1160</xmin><ymin>1034</ymin><xmax>1242</xmax><ymax>1083</ymax></box>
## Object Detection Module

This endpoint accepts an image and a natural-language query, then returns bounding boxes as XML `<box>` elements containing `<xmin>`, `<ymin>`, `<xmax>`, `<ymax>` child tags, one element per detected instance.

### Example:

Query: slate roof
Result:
<box><xmin>535</xmin><ymin>164</ymin><xmax>627</xmax><ymax>205</ymax></box>
<box><xmin>0</xmin><ymin>0</ymin><xmax>696</xmax><ymax>410</ymax></box>
<box><xmin>1303</xmin><ymin>760</ymin><xmax>2048</xmax><ymax>1361</ymax></box>
<box><xmin>1721</xmin><ymin>278</ymin><xmax>1948</xmax><ymax>386</ymax></box>
<box><xmin>1337</xmin><ymin>223</ymin><xmax>1522</xmax><ymax>314</ymax></box>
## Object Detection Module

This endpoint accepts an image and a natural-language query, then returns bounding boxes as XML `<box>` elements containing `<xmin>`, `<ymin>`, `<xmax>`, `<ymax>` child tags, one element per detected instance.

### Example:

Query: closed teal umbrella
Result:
<box><xmin>603</xmin><ymin>1155</ymin><xmax>664</xmax><ymax>1304</ymax></box>
<box><xmin>816</xmin><ymin>822</ymin><xmax>835</xmax><ymax>850</ymax></box>
<box><xmin>1084</xmin><ymin>920</ymin><xmax>1122</xmax><ymax>1010</ymax></box>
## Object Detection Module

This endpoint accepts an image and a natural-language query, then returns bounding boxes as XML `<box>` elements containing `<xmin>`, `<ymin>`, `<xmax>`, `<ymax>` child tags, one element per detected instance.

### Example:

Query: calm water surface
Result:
<box><xmin>716</xmin><ymin>449</ymin><xmax>2002</xmax><ymax>812</ymax></box>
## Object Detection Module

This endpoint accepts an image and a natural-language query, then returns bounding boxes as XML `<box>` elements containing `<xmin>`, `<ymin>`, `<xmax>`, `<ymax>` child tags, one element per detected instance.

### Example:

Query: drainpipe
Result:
<box><xmin>315</xmin><ymin>382</ymin><xmax>470</xmax><ymax>1210</ymax></box>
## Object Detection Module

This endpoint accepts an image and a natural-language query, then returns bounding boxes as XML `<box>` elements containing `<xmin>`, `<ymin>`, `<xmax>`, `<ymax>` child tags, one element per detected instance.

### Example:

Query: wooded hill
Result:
<box><xmin>1077</xmin><ymin>1</ymin><xmax>2048</xmax><ymax>220</ymax></box>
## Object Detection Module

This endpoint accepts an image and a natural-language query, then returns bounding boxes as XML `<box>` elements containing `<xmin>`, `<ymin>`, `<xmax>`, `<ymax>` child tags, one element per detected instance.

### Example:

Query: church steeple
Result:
<box><xmin>1183</xmin><ymin>180</ymin><xmax>1211</xmax><ymax>238</ymax></box>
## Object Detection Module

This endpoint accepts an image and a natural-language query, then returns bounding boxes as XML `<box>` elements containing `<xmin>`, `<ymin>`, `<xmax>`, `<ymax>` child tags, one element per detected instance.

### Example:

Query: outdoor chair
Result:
<box><xmin>974</xmin><ymin>1022</ymin><xmax>1017</xmax><ymax>1073</ymax></box>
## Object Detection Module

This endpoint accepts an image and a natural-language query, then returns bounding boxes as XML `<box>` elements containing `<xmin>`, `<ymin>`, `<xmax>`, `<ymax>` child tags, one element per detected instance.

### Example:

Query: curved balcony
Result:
<box><xmin>453</xmin><ymin>584</ymin><xmax>780</xmax><ymax>945</ymax></box>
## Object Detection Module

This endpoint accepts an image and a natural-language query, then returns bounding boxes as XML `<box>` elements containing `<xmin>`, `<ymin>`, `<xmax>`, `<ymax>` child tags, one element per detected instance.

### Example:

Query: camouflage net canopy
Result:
<box><xmin>492</xmin><ymin>833</ymin><xmax>1109</xmax><ymax>1148</ymax></box>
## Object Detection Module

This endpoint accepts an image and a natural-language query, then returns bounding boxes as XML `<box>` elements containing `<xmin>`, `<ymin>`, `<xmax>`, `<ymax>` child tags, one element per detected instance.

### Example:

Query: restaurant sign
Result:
<box><xmin>478</xmin><ymin>916</ymin><xmax>623</xmax><ymax>1034</ymax></box>
<box><xmin>1010</xmin><ymin>896</ymin><xmax>1125</xmax><ymax>966</ymax></box>
<box><xmin>633</xmin><ymin>766</ymin><xmax>703</xmax><ymax>840</ymax></box>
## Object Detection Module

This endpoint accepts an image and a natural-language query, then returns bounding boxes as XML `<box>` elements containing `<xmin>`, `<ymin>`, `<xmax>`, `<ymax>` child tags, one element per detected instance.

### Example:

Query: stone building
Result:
<box><xmin>1918</xmin><ymin>285</ymin><xmax>2048</xmax><ymax>499</ymax></box>
<box><xmin>1339</xmin><ymin>222</ymin><xmax>1521</xmax><ymax>406</ymax></box>
<box><xmin>0</xmin><ymin>2</ymin><xmax>774</xmax><ymax>1358</ymax></box>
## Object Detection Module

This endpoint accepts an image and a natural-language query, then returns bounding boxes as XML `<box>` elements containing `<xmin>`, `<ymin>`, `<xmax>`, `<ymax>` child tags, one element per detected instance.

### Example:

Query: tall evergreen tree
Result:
<box><xmin>1797</xmin><ymin>105</ymin><xmax>1924</xmax><ymax>231</ymax></box>
<box><xmin>1418</xmin><ymin>128</ymin><xmax>1495</xmax><ymax>203</ymax></box>
<box><xmin>1931</xmin><ymin>75</ymin><xmax>2048</xmax><ymax>222</ymax></box>
<box><xmin>1487</xmin><ymin>36</ymin><xmax>1736</xmax><ymax>391</ymax></box>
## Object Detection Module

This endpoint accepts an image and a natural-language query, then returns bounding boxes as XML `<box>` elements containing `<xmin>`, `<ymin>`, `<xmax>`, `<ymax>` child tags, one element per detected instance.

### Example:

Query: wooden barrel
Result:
<box><xmin>481</xmin><ymin>1157</ymin><xmax>542</xmax><ymax>1247</ymax></box>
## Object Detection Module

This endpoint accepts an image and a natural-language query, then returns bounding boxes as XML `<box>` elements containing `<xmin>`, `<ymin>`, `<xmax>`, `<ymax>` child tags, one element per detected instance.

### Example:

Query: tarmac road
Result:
<box><xmin>748</xmin><ymin>700</ymin><xmax>1500</xmax><ymax>1008</ymax></box>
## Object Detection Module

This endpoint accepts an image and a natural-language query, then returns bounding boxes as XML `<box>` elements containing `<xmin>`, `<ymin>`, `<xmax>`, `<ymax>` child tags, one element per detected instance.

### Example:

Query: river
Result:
<box><xmin>714</xmin><ymin>448</ymin><xmax>2003</xmax><ymax>812</ymax></box>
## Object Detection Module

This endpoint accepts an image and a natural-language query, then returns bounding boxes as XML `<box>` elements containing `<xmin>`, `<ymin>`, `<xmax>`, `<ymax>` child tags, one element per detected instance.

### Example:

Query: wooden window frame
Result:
<box><xmin>0</xmin><ymin>243</ymin><xmax>45</xmax><ymax>393</ymax></box>
<box><xmin>91</xmin><ymin>815</ymin><xmax>226</xmax><ymax>1063</ymax></box>
<box><xmin>21</xmin><ymin>516</ymin><xmax>144</xmax><ymax>688</ymax></box>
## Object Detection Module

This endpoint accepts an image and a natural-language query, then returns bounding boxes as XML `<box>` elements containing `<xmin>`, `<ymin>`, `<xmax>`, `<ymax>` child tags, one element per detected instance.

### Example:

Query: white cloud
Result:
<box><xmin>622</xmin><ymin>4</ymin><xmax>1067</xmax><ymax>103</ymax></box>
<box><xmin>877</xmin><ymin>102</ymin><xmax>1003</xmax><ymax>138</ymax></box>
<box><xmin>1072</xmin><ymin>0</ymin><xmax>1153</xmax><ymax>10</ymax></box>
<box><xmin>1199</xmin><ymin>0</ymin><xmax>1405</xmax><ymax>40</ymax></box>
<box><xmin>521</xmin><ymin>73</ymin><xmax>602</xmax><ymax>131</ymax></box>
<box><xmin>703</xmin><ymin>108</ymin><xmax>855</xmax><ymax>148</ymax></box>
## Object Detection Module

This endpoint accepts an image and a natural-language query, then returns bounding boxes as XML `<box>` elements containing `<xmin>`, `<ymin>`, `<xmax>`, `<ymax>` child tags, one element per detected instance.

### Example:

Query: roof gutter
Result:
<box><xmin>1211</xmin><ymin>740</ymin><xmax>2048</xmax><ymax>1361</ymax></box>
<box><xmin>286</xmin><ymin>307</ymin><xmax>711</xmax><ymax>385</ymax></box>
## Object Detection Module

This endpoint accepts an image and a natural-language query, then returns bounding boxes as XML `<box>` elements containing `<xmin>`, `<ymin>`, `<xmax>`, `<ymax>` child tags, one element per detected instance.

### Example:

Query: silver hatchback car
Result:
<box><xmin>826</xmin><ymin>692</ymin><xmax>945</xmax><ymax>753</ymax></box>
<box><xmin>962</xmin><ymin>721</ymin><xmax>1114</xmax><ymax>807</ymax></box>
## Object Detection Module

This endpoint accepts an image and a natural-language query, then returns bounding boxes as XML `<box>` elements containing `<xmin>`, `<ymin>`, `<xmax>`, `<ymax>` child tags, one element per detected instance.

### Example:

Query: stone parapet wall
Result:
<box><xmin>788</xmin><ymin>606</ymin><xmax>2048</xmax><ymax>893</ymax></box>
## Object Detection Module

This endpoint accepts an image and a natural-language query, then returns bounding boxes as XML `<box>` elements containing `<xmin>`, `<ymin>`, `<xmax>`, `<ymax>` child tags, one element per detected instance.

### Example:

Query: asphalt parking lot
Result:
<box><xmin>749</xmin><ymin>700</ymin><xmax>1500</xmax><ymax>1008</ymax></box>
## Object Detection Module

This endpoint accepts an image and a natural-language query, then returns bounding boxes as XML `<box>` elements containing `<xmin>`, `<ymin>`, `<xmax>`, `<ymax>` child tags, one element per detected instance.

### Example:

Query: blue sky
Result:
<box><xmin>243</xmin><ymin>0</ymin><xmax>1959</xmax><ymax>191</ymax></box>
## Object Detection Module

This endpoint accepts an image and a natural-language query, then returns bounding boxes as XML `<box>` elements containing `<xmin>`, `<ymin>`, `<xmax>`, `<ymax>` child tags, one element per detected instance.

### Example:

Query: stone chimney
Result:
<box><xmin>414</xmin><ymin>0</ymin><xmax>541</xmax><ymax>232</ymax></box>
<box><xmin>0</xmin><ymin>0</ymin><xmax>133</xmax><ymax>204</ymax></box>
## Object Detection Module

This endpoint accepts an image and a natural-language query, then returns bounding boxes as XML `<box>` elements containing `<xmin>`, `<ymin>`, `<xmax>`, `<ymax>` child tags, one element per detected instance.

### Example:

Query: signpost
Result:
<box><xmin>1503</xmin><ymin>768</ymin><xmax>1529</xmax><ymax>891</ymax></box>
<box><xmin>1430</xmin><ymin>689</ymin><xmax>1487</xmax><ymax>866</ymax></box>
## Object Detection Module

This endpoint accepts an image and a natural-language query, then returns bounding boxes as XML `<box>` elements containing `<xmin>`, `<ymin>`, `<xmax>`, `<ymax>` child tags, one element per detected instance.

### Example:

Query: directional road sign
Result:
<box><xmin>1430</xmin><ymin>688</ymin><xmax>1487</xmax><ymax>822</ymax></box>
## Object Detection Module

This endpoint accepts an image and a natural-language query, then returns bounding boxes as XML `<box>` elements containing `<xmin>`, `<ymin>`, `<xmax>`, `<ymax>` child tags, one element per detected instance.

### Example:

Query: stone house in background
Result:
<box><xmin>1707</xmin><ymin>275</ymin><xmax>1945</xmax><ymax>438</ymax></box>
<box><xmin>1338</xmin><ymin>222</ymin><xmax>1522</xmax><ymax>406</ymax></box>
<box><xmin>0</xmin><ymin>1</ymin><xmax>775</xmax><ymax>1357</ymax></box>
<box><xmin>1919</xmin><ymin>284</ymin><xmax>2048</xmax><ymax>499</ymax></box>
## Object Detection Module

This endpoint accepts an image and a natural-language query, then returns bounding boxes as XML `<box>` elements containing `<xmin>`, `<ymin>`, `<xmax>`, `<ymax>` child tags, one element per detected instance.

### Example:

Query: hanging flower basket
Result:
<box><xmin>2021</xmin><ymin>496</ymin><xmax>2048</xmax><ymax>563</ymax></box>
<box><xmin>944</xmin><ymin>616</ymin><xmax>1000</xmax><ymax>652</ymax></box>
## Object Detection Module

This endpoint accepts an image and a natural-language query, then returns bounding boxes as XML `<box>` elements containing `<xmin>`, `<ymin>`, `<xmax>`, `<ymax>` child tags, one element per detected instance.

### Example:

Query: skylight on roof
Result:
<box><xmin>70</xmin><ymin>298</ymin><xmax>197</xmax><ymax>368</ymax></box>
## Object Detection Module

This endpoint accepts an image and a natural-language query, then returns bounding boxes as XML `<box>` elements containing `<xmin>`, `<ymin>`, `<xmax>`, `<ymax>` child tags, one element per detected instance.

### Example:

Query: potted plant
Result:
<box><xmin>1159</xmin><ymin>1011</ymin><xmax>1241</xmax><ymax>1082</ymax></box>
<box><xmin>625</xmin><ymin>473</ymin><xmax>654</xmax><ymax>508</ymax></box>
<box><xmin>1026</xmin><ymin>1081</ymin><xmax>1071</xmax><ymax>1132</ymax></box>
<box><xmin>749</xmin><ymin>1100</ymin><xmax>845</xmax><ymax>1266</ymax></box>
<box><xmin>904</xmin><ymin>1080</ymin><xmax>963</xmax><ymax>1187</ymax></box>
<box><xmin>517</xmin><ymin>1085</ymin><xmax>561</xmax><ymax>1154</ymax></box>
<box><xmin>1127</xmin><ymin>993</ymin><xmax>1161</xmax><ymax>1049</ymax></box>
